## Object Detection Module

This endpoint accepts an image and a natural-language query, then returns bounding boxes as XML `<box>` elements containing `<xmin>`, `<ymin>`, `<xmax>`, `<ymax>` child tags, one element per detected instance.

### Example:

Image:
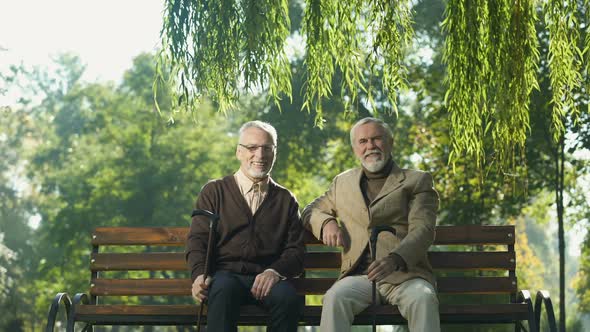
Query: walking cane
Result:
<box><xmin>369</xmin><ymin>226</ymin><xmax>397</xmax><ymax>332</ymax></box>
<box><xmin>191</xmin><ymin>209</ymin><xmax>220</xmax><ymax>332</ymax></box>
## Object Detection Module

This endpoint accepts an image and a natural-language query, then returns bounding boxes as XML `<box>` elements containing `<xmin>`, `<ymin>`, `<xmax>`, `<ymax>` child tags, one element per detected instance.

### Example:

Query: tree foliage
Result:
<box><xmin>160</xmin><ymin>0</ymin><xmax>588</xmax><ymax>173</ymax></box>
<box><xmin>1</xmin><ymin>1</ymin><xmax>588</xmax><ymax>329</ymax></box>
<box><xmin>577</xmin><ymin>232</ymin><xmax>590</xmax><ymax>312</ymax></box>
<box><xmin>160</xmin><ymin>0</ymin><xmax>413</xmax><ymax>123</ymax></box>
<box><xmin>0</xmin><ymin>65</ymin><xmax>40</xmax><ymax>331</ymax></box>
<box><xmin>443</xmin><ymin>0</ymin><xmax>539</xmax><ymax>172</ymax></box>
<box><xmin>0</xmin><ymin>53</ymin><xmax>244</xmax><ymax>329</ymax></box>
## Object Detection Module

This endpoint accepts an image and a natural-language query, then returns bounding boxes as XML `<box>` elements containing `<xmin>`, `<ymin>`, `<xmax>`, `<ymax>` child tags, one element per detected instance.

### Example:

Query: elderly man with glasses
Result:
<box><xmin>186</xmin><ymin>120</ymin><xmax>305</xmax><ymax>332</ymax></box>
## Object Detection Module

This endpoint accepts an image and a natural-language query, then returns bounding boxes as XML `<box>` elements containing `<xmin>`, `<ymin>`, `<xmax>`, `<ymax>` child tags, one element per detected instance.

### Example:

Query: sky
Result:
<box><xmin>0</xmin><ymin>0</ymin><xmax>164</xmax><ymax>83</ymax></box>
<box><xmin>0</xmin><ymin>0</ymin><xmax>164</xmax><ymax>227</ymax></box>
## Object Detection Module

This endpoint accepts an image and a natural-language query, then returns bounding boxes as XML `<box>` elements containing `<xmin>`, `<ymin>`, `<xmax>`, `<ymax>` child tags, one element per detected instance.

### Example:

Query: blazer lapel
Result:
<box><xmin>352</xmin><ymin>167</ymin><xmax>368</xmax><ymax>209</ymax></box>
<box><xmin>370</xmin><ymin>162</ymin><xmax>405</xmax><ymax>206</ymax></box>
<box><xmin>346</xmin><ymin>168</ymin><xmax>370</xmax><ymax>227</ymax></box>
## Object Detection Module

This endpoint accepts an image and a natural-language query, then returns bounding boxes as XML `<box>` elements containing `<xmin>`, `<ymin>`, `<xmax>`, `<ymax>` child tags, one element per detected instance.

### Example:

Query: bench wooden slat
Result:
<box><xmin>433</xmin><ymin>225</ymin><xmax>515</xmax><ymax>245</ymax></box>
<box><xmin>91</xmin><ymin>278</ymin><xmax>191</xmax><ymax>296</ymax></box>
<box><xmin>76</xmin><ymin>303</ymin><xmax>530</xmax><ymax>316</ymax></box>
<box><xmin>89</xmin><ymin>278</ymin><xmax>335</xmax><ymax>296</ymax></box>
<box><xmin>90</xmin><ymin>277</ymin><xmax>516</xmax><ymax>296</ymax></box>
<box><xmin>92</xmin><ymin>253</ymin><xmax>187</xmax><ymax>271</ymax></box>
<box><xmin>304</xmin><ymin>226</ymin><xmax>515</xmax><ymax>246</ymax></box>
<box><xmin>91</xmin><ymin>251</ymin><xmax>515</xmax><ymax>271</ymax></box>
<box><xmin>92</xmin><ymin>225</ymin><xmax>515</xmax><ymax>246</ymax></box>
<box><xmin>436</xmin><ymin>276</ymin><xmax>517</xmax><ymax>294</ymax></box>
<box><xmin>75</xmin><ymin>303</ymin><xmax>530</xmax><ymax>325</ymax></box>
<box><xmin>429</xmin><ymin>251</ymin><xmax>515</xmax><ymax>270</ymax></box>
<box><xmin>92</xmin><ymin>227</ymin><xmax>187</xmax><ymax>246</ymax></box>
<box><xmin>90</xmin><ymin>252</ymin><xmax>343</xmax><ymax>271</ymax></box>
<box><xmin>53</xmin><ymin>225</ymin><xmax>535</xmax><ymax>329</ymax></box>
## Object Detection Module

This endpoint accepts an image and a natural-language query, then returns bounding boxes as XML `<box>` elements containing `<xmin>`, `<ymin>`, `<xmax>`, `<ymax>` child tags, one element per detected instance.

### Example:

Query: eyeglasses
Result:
<box><xmin>239</xmin><ymin>144</ymin><xmax>276</xmax><ymax>153</ymax></box>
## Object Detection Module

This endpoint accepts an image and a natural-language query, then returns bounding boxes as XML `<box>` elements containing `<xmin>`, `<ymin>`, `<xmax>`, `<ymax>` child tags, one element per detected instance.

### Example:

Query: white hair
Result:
<box><xmin>349</xmin><ymin>117</ymin><xmax>393</xmax><ymax>146</ymax></box>
<box><xmin>238</xmin><ymin>120</ymin><xmax>278</xmax><ymax>146</ymax></box>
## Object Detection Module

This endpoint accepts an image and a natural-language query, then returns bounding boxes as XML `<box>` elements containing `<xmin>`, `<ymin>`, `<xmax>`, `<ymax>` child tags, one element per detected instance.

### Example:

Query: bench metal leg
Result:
<box><xmin>534</xmin><ymin>290</ymin><xmax>557</xmax><ymax>332</ymax></box>
<box><xmin>45</xmin><ymin>292</ymin><xmax>72</xmax><ymax>332</ymax></box>
<box><xmin>517</xmin><ymin>290</ymin><xmax>537</xmax><ymax>332</ymax></box>
<box><xmin>516</xmin><ymin>320</ymin><xmax>529</xmax><ymax>332</ymax></box>
<box><xmin>67</xmin><ymin>293</ymin><xmax>90</xmax><ymax>332</ymax></box>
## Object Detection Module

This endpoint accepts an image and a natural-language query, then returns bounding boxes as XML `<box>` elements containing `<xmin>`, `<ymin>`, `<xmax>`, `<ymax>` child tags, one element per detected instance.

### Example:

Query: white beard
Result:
<box><xmin>245</xmin><ymin>159</ymin><xmax>275</xmax><ymax>179</ymax></box>
<box><xmin>246</xmin><ymin>168</ymin><xmax>269</xmax><ymax>179</ymax></box>
<box><xmin>362</xmin><ymin>158</ymin><xmax>387</xmax><ymax>173</ymax></box>
<box><xmin>360</xmin><ymin>150</ymin><xmax>387</xmax><ymax>172</ymax></box>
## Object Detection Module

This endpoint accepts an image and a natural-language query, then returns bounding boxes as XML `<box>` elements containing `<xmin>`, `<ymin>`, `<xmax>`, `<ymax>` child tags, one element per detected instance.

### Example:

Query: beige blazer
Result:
<box><xmin>302</xmin><ymin>162</ymin><xmax>439</xmax><ymax>287</ymax></box>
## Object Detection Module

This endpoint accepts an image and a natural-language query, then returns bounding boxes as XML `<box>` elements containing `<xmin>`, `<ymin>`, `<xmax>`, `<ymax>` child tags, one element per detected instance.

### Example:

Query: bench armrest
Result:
<box><xmin>45</xmin><ymin>292</ymin><xmax>71</xmax><ymax>332</ymax></box>
<box><xmin>534</xmin><ymin>290</ymin><xmax>557</xmax><ymax>332</ymax></box>
<box><xmin>67</xmin><ymin>293</ymin><xmax>91</xmax><ymax>332</ymax></box>
<box><xmin>71</xmin><ymin>293</ymin><xmax>90</xmax><ymax>306</ymax></box>
<box><xmin>516</xmin><ymin>290</ymin><xmax>537</xmax><ymax>332</ymax></box>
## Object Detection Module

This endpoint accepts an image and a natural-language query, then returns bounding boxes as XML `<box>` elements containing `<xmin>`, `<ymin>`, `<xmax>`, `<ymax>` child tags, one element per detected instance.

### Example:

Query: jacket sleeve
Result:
<box><xmin>301</xmin><ymin>176</ymin><xmax>339</xmax><ymax>241</ymax></box>
<box><xmin>185</xmin><ymin>182</ymin><xmax>216</xmax><ymax>282</ymax></box>
<box><xmin>392</xmin><ymin>172</ymin><xmax>439</xmax><ymax>268</ymax></box>
<box><xmin>268</xmin><ymin>197</ymin><xmax>306</xmax><ymax>278</ymax></box>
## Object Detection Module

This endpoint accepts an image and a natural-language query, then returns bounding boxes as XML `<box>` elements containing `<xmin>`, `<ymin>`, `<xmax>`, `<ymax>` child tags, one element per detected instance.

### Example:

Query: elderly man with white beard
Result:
<box><xmin>302</xmin><ymin>117</ymin><xmax>441</xmax><ymax>331</ymax></box>
<box><xmin>187</xmin><ymin>120</ymin><xmax>305</xmax><ymax>332</ymax></box>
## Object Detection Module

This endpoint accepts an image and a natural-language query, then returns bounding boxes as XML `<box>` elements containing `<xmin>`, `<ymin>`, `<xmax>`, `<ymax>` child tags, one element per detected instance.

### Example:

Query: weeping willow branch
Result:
<box><xmin>159</xmin><ymin>0</ymin><xmax>587</xmax><ymax>176</ymax></box>
<box><xmin>443</xmin><ymin>0</ymin><xmax>584</xmax><ymax>176</ymax></box>
<box><xmin>585</xmin><ymin>0</ymin><xmax>590</xmax><ymax>113</ymax></box>
<box><xmin>443</xmin><ymin>0</ymin><xmax>539</xmax><ymax>173</ymax></box>
<box><xmin>159</xmin><ymin>0</ymin><xmax>291</xmax><ymax>113</ymax></box>
<box><xmin>371</xmin><ymin>0</ymin><xmax>414</xmax><ymax>115</ymax></box>
<box><xmin>330</xmin><ymin>0</ymin><xmax>364</xmax><ymax>114</ymax></box>
<box><xmin>301</xmin><ymin>0</ymin><xmax>337</xmax><ymax>126</ymax></box>
<box><xmin>443</xmin><ymin>0</ymin><xmax>490</xmax><ymax>169</ymax></box>
<box><xmin>160</xmin><ymin>0</ymin><xmax>412</xmax><ymax>125</ymax></box>
<box><xmin>490</xmin><ymin>0</ymin><xmax>539</xmax><ymax>172</ymax></box>
<box><xmin>545</xmin><ymin>0</ymin><xmax>583</xmax><ymax>141</ymax></box>
<box><xmin>302</xmin><ymin>0</ymin><xmax>413</xmax><ymax>125</ymax></box>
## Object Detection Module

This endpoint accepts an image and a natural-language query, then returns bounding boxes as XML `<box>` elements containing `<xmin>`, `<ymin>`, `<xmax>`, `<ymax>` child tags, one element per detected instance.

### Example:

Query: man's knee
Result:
<box><xmin>266</xmin><ymin>282</ymin><xmax>301</xmax><ymax>309</ymax></box>
<box><xmin>323</xmin><ymin>276</ymin><xmax>370</xmax><ymax>307</ymax></box>
<box><xmin>323</xmin><ymin>285</ymin><xmax>342</xmax><ymax>305</ymax></box>
<box><xmin>406</xmin><ymin>282</ymin><xmax>439</xmax><ymax>308</ymax></box>
<box><xmin>323</xmin><ymin>283</ymin><xmax>356</xmax><ymax>308</ymax></box>
<box><xmin>209</xmin><ymin>272</ymin><xmax>242</xmax><ymax>300</ymax></box>
<box><xmin>415</xmin><ymin>288</ymin><xmax>438</xmax><ymax>307</ymax></box>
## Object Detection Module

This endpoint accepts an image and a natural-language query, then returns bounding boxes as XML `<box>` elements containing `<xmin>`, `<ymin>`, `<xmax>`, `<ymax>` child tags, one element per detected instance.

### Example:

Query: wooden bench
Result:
<box><xmin>46</xmin><ymin>225</ymin><xmax>548</xmax><ymax>331</ymax></box>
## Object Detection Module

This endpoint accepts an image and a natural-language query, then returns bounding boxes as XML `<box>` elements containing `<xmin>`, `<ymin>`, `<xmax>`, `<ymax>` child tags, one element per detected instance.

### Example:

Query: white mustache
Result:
<box><xmin>364</xmin><ymin>149</ymin><xmax>383</xmax><ymax>158</ymax></box>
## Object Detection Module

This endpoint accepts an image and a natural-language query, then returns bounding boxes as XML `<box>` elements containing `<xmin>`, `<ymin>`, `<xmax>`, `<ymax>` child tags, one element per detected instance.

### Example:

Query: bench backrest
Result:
<box><xmin>89</xmin><ymin>225</ymin><xmax>517</xmax><ymax>305</ymax></box>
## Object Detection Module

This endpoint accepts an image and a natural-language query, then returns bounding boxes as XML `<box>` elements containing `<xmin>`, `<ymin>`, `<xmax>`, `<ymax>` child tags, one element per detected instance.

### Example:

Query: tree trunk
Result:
<box><xmin>555</xmin><ymin>134</ymin><xmax>566</xmax><ymax>331</ymax></box>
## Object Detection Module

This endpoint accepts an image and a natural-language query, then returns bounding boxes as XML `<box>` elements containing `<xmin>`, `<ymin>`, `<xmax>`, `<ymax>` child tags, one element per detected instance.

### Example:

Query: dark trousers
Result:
<box><xmin>206</xmin><ymin>270</ymin><xmax>302</xmax><ymax>332</ymax></box>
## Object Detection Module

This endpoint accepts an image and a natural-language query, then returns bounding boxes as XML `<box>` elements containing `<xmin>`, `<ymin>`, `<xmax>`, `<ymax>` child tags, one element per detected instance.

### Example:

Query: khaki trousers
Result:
<box><xmin>319</xmin><ymin>275</ymin><xmax>440</xmax><ymax>332</ymax></box>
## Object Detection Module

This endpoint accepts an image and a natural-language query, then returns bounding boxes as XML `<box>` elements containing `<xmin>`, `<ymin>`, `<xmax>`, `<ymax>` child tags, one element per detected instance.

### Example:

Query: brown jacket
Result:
<box><xmin>186</xmin><ymin>176</ymin><xmax>305</xmax><ymax>281</ymax></box>
<box><xmin>302</xmin><ymin>163</ymin><xmax>439</xmax><ymax>287</ymax></box>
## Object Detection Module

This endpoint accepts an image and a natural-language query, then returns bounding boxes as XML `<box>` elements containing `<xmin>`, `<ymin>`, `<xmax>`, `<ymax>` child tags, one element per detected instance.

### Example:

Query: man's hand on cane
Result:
<box><xmin>367</xmin><ymin>253</ymin><xmax>407</xmax><ymax>282</ymax></box>
<box><xmin>192</xmin><ymin>274</ymin><xmax>212</xmax><ymax>302</ymax></box>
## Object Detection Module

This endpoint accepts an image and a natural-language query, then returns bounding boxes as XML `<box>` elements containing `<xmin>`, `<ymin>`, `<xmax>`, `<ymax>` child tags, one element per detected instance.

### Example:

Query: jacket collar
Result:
<box><xmin>354</xmin><ymin>159</ymin><xmax>405</xmax><ymax>206</ymax></box>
